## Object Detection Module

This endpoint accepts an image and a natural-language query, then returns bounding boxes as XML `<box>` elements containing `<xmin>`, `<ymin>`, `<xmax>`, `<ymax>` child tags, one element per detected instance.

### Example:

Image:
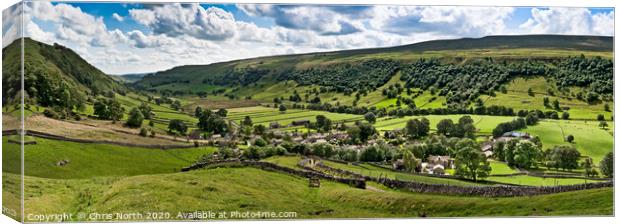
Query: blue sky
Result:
<box><xmin>2</xmin><ymin>2</ymin><xmax>614</xmax><ymax>74</ymax></box>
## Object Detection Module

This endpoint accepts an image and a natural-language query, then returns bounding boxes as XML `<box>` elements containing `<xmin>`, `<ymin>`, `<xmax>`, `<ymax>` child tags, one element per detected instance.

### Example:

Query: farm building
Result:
<box><xmin>502</xmin><ymin>131</ymin><xmax>530</xmax><ymax>139</ymax></box>
<box><xmin>481</xmin><ymin>142</ymin><xmax>494</xmax><ymax>157</ymax></box>
<box><xmin>419</xmin><ymin>155</ymin><xmax>454</xmax><ymax>175</ymax></box>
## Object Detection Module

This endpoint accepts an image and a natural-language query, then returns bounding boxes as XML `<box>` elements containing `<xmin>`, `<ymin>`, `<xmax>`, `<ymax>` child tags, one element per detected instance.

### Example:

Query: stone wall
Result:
<box><xmin>321</xmin><ymin>160</ymin><xmax>613</xmax><ymax>197</ymax></box>
<box><xmin>181</xmin><ymin>159</ymin><xmax>366</xmax><ymax>189</ymax></box>
<box><xmin>5</xmin><ymin>130</ymin><xmax>195</xmax><ymax>149</ymax></box>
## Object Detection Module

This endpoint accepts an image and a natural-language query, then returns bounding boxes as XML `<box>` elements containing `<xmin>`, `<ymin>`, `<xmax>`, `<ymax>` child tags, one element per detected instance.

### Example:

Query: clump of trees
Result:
<box><xmin>359</xmin><ymin>144</ymin><xmax>396</xmax><ymax>162</ymax></box>
<box><xmin>493</xmin><ymin>138</ymin><xmax>542</xmax><ymax>168</ymax></box>
<box><xmin>93</xmin><ymin>98</ymin><xmax>124</xmax><ymax>122</ymax></box>
<box><xmin>310</xmin><ymin>115</ymin><xmax>332</xmax><ymax>133</ymax></box>
<box><xmin>600</xmin><ymin>152</ymin><xmax>613</xmax><ymax>178</ymax></box>
<box><xmin>197</xmin><ymin>109</ymin><xmax>229</xmax><ymax>135</ymax></box>
<box><xmin>544</xmin><ymin>145</ymin><xmax>581</xmax><ymax>171</ymax></box>
<box><xmin>492</xmin><ymin>117</ymin><xmax>527</xmax><ymax>137</ymax></box>
<box><xmin>168</xmin><ymin>119</ymin><xmax>187</xmax><ymax>135</ymax></box>
<box><xmin>404</xmin><ymin>118</ymin><xmax>430</xmax><ymax>139</ymax></box>
<box><xmin>138</xmin><ymin>102</ymin><xmax>152</xmax><ymax>119</ymax></box>
<box><xmin>347</xmin><ymin>122</ymin><xmax>376</xmax><ymax>144</ymax></box>
<box><xmin>436</xmin><ymin>116</ymin><xmax>476</xmax><ymax>139</ymax></box>
<box><xmin>279</xmin><ymin>59</ymin><xmax>400</xmax><ymax>95</ymax></box>
<box><xmin>364</xmin><ymin>112</ymin><xmax>377</xmax><ymax>123</ymax></box>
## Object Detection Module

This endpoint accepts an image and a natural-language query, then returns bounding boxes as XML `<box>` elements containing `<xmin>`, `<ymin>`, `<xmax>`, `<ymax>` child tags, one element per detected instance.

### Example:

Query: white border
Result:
<box><xmin>0</xmin><ymin>0</ymin><xmax>617</xmax><ymax>224</ymax></box>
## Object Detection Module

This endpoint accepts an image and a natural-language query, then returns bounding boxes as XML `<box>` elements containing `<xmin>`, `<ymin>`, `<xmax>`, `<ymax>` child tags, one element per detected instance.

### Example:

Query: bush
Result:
<box><xmin>139</xmin><ymin>128</ymin><xmax>148</xmax><ymax>137</ymax></box>
<box><xmin>43</xmin><ymin>109</ymin><xmax>59</xmax><ymax>119</ymax></box>
<box><xmin>566</xmin><ymin>134</ymin><xmax>574</xmax><ymax>143</ymax></box>
<box><xmin>254</xmin><ymin>138</ymin><xmax>267</xmax><ymax>147</ymax></box>
<box><xmin>126</xmin><ymin>107</ymin><xmax>145</xmax><ymax>128</ymax></box>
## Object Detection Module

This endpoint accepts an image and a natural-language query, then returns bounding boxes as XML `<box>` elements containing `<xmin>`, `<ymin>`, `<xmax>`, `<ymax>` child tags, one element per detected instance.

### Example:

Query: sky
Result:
<box><xmin>1</xmin><ymin>2</ymin><xmax>614</xmax><ymax>75</ymax></box>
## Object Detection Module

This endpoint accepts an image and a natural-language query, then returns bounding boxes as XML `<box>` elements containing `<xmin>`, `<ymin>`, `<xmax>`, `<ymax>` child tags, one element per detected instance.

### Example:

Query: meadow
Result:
<box><xmin>481</xmin><ymin>77</ymin><xmax>613</xmax><ymax>120</ymax></box>
<box><xmin>320</xmin><ymin>160</ymin><xmax>487</xmax><ymax>186</ymax></box>
<box><xmin>4</xmin><ymin>167</ymin><xmax>612</xmax><ymax>222</ymax></box>
<box><xmin>227</xmin><ymin>106</ymin><xmax>364</xmax><ymax>127</ymax></box>
<box><xmin>523</xmin><ymin>119</ymin><xmax>614</xmax><ymax>163</ymax></box>
<box><xmin>2</xmin><ymin>137</ymin><xmax>216</xmax><ymax>179</ymax></box>
<box><xmin>374</xmin><ymin>114</ymin><xmax>516</xmax><ymax>134</ymax></box>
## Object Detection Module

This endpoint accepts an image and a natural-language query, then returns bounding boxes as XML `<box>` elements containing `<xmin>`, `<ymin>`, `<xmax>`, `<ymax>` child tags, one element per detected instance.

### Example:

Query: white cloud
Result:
<box><xmin>129</xmin><ymin>3</ymin><xmax>237</xmax><ymax>41</ymax></box>
<box><xmin>369</xmin><ymin>6</ymin><xmax>515</xmax><ymax>36</ymax></box>
<box><xmin>2</xmin><ymin>2</ymin><xmax>23</xmax><ymax>47</ymax></box>
<box><xmin>126</xmin><ymin>30</ymin><xmax>174</xmax><ymax>48</ymax></box>
<box><xmin>25</xmin><ymin>1</ymin><xmax>128</xmax><ymax>48</ymax></box>
<box><xmin>112</xmin><ymin>13</ymin><xmax>124</xmax><ymax>22</ymax></box>
<box><xmin>238</xmin><ymin>4</ymin><xmax>365</xmax><ymax>35</ymax></box>
<box><xmin>519</xmin><ymin>8</ymin><xmax>614</xmax><ymax>36</ymax></box>
<box><xmin>13</xmin><ymin>3</ymin><xmax>615</xmax><ymax>75</ymax></box>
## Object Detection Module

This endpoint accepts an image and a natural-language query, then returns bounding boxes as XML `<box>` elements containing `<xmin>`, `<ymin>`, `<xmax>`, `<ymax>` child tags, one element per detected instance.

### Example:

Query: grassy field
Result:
<box><xmin>489</xmin><ymin>161</ymin><xmax>520</xmax><ymax>175</ymax></box>
<box><xmin>523</xmin><ymin>119</ymin><xmax>614</xmax><ymax>164</ymax></box>
<box><xmin>320</xmin><ymin>160</ymin><xmax>487</xmax><ymax>187</ymax></box>
<box><xmin>481</xmin><ymin>77</ymin><xmax>613</xmax><ymax>120</ymax></box>
<box><xmin>261</xmin><ymin>155</ymin><xmax>304</xmax><ymax>170</ymax></box>
<box><xmin>2</xmin><ymin>137</ymin><xmax>216</xmax><ymax>179</ymax></box>
<box><xmin>227</xmin><ymin>106</ymin><xmax>363</xmax><ymax>127</ymax></box>
<box><xmin>374</xmin><ymin>114</ymin><xmax>516</xmax><ymax>134</ymax></box>
<box><xmin>486</xmin><ymin>175</ymin><xmax>603</xmax><ymax>186</ymax></box>
<box><xmin>4</xmin><ymin>167</ymin><xmax>612</xmax><ymax>221</ymax></box>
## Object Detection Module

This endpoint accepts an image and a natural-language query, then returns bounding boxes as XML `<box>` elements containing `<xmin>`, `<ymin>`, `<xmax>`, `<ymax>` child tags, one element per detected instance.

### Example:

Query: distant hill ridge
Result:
<box><xmin>134</xmin><ymin>34</ymin><xmax>612</xmax><ymax>89</ymax></box>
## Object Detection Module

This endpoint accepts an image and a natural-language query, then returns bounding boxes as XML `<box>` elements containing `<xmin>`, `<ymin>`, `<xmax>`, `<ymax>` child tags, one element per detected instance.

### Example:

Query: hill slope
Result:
<box><xmin>135</xmin><ymin>35</ymin><xmax>612</xmax><ymax>90</ymax></box>
<box><xmin>133</xmin><ymin>35</ymin><xmax>612</xmax><ymax>113</ymax></box>
<box><xmin>2</xmin><ymin>38</ymin><xmax>126</xmax><ymax>107</ymax></box>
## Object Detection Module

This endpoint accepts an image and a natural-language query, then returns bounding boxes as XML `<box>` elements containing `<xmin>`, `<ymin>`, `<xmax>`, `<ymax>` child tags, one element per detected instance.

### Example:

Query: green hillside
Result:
<box><xmin>136</xmin><ymin>35</ymin><xmax>612</xmax><ymax>91</ymax></box>
<box><xmin>4</xmin><ymin>168</ymin><xmax>612</xmax><ymax>221</ymax></box>
<box><xmin>2</xmin><ymin>38</ymin><xmax>126</xmax><ymax>108</ymax></box>
<box><xmin>133</xmin><ymin>35</ymin><xmax>612</xmax><ymax>121</ymax></box>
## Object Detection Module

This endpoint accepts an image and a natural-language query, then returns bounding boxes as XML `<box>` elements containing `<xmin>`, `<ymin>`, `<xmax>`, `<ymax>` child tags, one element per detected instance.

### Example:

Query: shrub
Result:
<box><xmin>254</xmin><ymin>138</ymin><xmax>267</xmax><ymax>147</ymax></box>
<box><xmin>126</xmin><ymin>107</ymin><xmax>145</xmax><ymax>128</ymax></box>
<box><xmin>43</xmin><ymin>109</ymin><xmax>59</xmax><ymax>119</ymax></box>
<box><xmin>566</xmin><ymin>134</ymin><xmax>574</xmax><ymax>143</ymax></box>
<box><xmin>139</xmin><ymin>128</ymin><xmax>148</xmax><ymax>137</ymax></box>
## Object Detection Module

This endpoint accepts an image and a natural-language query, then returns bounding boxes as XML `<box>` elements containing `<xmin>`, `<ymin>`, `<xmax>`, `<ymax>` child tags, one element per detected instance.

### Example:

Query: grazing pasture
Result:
<box><xmin>374</xmin><ymin>114</ymin><xmax>516</xmax><ymax>134</ymax></box>
<box><xmin>2</xmin><ymin>137</ymin><xmax>216</xmax><ymax>179</ymax></box>
<box><xmin>320</xmin><ymin>160</ymin><xmax>487</xmax><ymax>187</ymax></box>
<box><xmin>481</xmin><ymin>77</ymin><xmax>613</xmax><ymax>120</ymax></box>
<box><xmin>4</xmin><ymin>167</ymin><xmax>612</xmax><ymax>221</ymax></box>
<box><xmin>227</xmin><ymin>106</ymin><xmax>363</xmax><ymax>127</ymax></box>
<box><xmin>523</xmin><ymin>119</ymin><xmax>614</xmax><ymax>163</ymax></box>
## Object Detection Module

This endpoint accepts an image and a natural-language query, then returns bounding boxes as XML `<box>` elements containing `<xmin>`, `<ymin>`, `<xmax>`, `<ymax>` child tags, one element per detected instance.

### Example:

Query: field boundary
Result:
<box><xmin>3</xmin><ymin>129</ymin><xmax>195</xmax><ymax>149</ymax></box>
<box><xmin>318</xmin><ymin>159</ymin><xmax>613</xmax><ymax>197</ymax></box>
<box><xmin>181</xmin><ymin>159</ymin><xmax>367</xmax><ymax>189</ymax></box>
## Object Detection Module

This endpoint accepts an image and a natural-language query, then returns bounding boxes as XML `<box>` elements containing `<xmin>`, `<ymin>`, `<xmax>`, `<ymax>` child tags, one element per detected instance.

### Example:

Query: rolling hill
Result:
<box><xmin>135</xmin><ymin>35</ymin><xmax>612</xmax><ymax>90</ymax></box>
<box><xmin>2</xmin><ymin>38</ymin><xmax>127</xmax><ymax>107</ymax></box>
<box><xmin>133</xmin><ymin>35</ymin><xmax>612</xmax><ymax>116</ymax></box>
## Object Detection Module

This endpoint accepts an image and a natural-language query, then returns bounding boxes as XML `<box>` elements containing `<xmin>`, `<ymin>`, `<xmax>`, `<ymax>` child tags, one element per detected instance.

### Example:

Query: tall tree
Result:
<box><xmin>436</xmin><ymin>119</ymin><xmax>454</xmax><ymax>136</ymax></box>
<box><xmin>454</xmin><ymin>139</ymin><xmax>491</xmax><ymax>181</ymax></box>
